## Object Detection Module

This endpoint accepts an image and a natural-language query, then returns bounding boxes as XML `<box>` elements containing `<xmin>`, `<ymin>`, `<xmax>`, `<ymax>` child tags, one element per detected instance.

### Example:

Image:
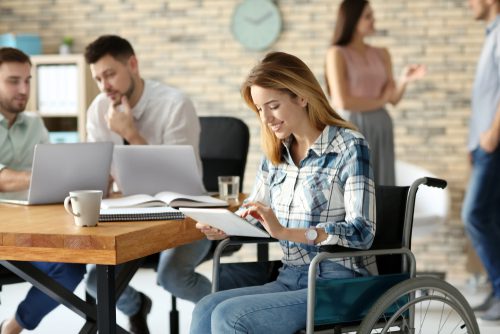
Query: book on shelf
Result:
<box><xmin>99</xmin><ymin>207</ymin><xmax>184</xmax><ymax>222</ymax></box>
<box><xmin>179</xmin><ymin>208</ymin><xmax>270</xmax><ymax>238</ymax></box>
<box><xmin>49</xmin><ymin>131</ymin><xmax>79</xmax><ymax>143</ymax></box>
<box><xmin>101</xmin><ymin>191</ymin><xmax>228</xmax><ymax>209</ymax></box>
<box><xmin>37</xmin><ymin>64</ymin><xmax>78</xmax><ymax>115</ymax></box>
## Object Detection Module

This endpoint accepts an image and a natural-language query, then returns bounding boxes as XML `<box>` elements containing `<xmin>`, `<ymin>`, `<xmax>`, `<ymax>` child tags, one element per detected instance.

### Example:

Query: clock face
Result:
<box><xmin>231</xmin><ymin>0</ymin><xmax>282</xmax><ymax>51</ymax></box>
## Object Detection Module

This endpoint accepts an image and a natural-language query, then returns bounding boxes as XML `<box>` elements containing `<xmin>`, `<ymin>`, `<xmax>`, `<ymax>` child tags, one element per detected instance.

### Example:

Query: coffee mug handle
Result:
<box><xmin>64</xmin><ymin>196</ymin><xmax>80</xmax><ymax>217</ymax></box>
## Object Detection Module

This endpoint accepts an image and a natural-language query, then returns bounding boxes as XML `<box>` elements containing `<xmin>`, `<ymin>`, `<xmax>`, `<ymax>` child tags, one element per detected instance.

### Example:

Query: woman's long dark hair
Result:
<box><xmin>325</xmin><ymin>0</ymin><xmax>369</xmax><ymax>97</ymax></box>
<box><xmin>331</xmin><ymin>0</ymin><xmax>369</xmax><ymax>46</ymax></box>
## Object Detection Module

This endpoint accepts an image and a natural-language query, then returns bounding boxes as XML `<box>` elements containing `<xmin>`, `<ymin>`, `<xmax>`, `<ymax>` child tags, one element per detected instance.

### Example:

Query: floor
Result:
<box><xmin>0</xmin><ymin>253</ymin><xmax>499</xmax><ymax>333</ymax></box>
<box><xmin>0</xmin><ymin>266</ymin><xmax>197</xmax><ymax>334</ymax></box>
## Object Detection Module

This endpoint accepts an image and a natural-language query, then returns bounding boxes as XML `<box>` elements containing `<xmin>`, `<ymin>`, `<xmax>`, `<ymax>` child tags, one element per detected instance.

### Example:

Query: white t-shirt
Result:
<box><xmin>86</xmin><ymin>79</ymin><xmax>201</xmax><ymax>167</ymax></box>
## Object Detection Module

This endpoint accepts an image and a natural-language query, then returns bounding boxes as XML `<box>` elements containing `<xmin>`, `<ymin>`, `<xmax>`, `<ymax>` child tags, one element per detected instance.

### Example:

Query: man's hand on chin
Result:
<box><xmin>105</xmin><ymin>96</ymin><xmax>133</xmax><ymax>137</ymax></box>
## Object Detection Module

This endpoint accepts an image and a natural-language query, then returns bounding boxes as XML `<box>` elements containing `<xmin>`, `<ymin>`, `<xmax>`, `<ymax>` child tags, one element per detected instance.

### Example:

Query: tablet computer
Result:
<box><xmin>179</xmin><ymin>208</ymin><xmax>270</xmax><ymax>238</ymax></box>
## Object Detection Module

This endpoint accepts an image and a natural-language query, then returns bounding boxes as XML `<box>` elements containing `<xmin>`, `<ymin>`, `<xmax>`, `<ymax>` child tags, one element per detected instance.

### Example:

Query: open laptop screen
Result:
<box><xmin>0</xmin><ymin>142</ymin><xmax>113</xmax><ymax>205</ymax></box>
<box><xmin>112</xmin><ymin>145</ymin><xmax>205</xmax><ymax>196</ymax></box>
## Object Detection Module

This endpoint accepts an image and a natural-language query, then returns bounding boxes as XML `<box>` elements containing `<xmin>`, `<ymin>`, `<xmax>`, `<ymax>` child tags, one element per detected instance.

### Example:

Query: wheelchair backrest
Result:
<box><xmin>373</xmin><ymin>185</ymin><xmax>410</xmax><ymax>275</ymax></box>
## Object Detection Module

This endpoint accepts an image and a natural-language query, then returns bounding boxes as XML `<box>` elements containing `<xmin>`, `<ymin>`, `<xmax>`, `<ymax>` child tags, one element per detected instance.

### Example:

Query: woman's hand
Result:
<box><xmin>195</xmin><ymin>222</ymin><xmax>227</xmax><ymax>240</ymax></box>
<box><xmin>241</xmin><ymin>202</ymin><xmax>284</xmax><ymax>239</ymax></box>
<box><xmin>400</xmin><ymin>64</ymin><xmax>427</xmax><ymax>84</ymax></box>
<box><xmin>388</xmin><ymin>64</ymin><xmax>426</xmax><ymax>106</ymax></box>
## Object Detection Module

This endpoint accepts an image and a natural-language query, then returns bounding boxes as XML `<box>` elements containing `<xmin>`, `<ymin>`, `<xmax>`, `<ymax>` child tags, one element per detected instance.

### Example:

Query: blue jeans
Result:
<box><xmin>85</xmin><ymin>238</ymin><xmax>212</xmax><ymax>316</ymax></box>
<box><xmin>16</xmin><ymin>262</ymin><xmax>85</xmax><ymax>330</ymax></box>
<box><xmin>190</xmin><ymin>261</ymin><xmax>359</xmax><ymax>334</ymax></box>
<box><xmin>462</xmin><ymin>146</ymin><xmax>500</xmax><ymax>298</ymax></box>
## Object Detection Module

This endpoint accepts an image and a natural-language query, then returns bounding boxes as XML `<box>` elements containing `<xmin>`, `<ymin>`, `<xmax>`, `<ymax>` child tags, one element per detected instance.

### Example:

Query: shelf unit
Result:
<box><xmin>26</xmin><ymin>54</ymin><xmax>100</xmax><ymax>142</ymax></box>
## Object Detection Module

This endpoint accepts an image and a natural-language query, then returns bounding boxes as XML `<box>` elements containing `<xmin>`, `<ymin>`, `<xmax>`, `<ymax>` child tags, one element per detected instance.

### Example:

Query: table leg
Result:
<box><xmin>96</xmin><ymin>265</ymin><xmax>117</xmax><ymax>334</ymax></box>
<box><xmin>81</xmin><ymin>259</ymin><xmax>143</xmax><ymax>333</ymax></box>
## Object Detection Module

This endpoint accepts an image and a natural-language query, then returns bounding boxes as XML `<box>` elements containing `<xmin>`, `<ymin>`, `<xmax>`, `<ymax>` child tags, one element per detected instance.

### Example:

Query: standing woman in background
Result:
<box><xmin>325</xmin><ymin>0</ymin><xmax>426</xmax><ymax>185</ymax></box>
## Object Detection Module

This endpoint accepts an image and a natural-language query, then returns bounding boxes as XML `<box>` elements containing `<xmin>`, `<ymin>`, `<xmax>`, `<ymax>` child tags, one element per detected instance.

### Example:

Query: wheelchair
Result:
<box><xmin>211</xmin><ymin>177</ymin><xmax>479</xmax><ymax>334</ymax></box>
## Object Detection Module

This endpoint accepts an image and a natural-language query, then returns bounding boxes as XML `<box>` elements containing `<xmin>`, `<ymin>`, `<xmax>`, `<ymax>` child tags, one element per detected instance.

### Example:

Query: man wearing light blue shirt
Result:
<box><xmin>0</xmin><ymin>50</ymin><xmax>48</xmax><ymax>192</ymax></box>
<box><xmin>0</xmin><ymin>47</ymin><xmax>85</xmax><ymax>334</ymax></box>
<box><xmin>462</xmin><ymin>0</ymin><xmax>500</xmax><ymax>323</ymax></box>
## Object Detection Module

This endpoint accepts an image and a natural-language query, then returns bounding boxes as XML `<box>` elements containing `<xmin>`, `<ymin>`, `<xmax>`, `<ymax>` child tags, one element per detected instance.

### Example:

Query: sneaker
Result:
<box><xmin>479</xmin><ymin>297</ymin><xmax>500</xmax><ymax>323</ymax></box>
<box><xmin>129</xmin><ymin>292</ymin><xmax>152</xmax><ymax>334</ymax></box>
<box><xmin>472</xmin><ymin>292</ymin><xmax>496</xmax><ymax>313</ymax></box>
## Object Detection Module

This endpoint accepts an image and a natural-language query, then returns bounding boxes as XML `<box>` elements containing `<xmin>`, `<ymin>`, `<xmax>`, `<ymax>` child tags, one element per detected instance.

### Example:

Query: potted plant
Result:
<box><xmin>59</xmin><ymin>36</ymin><xmax>73</xmax><ymax>55</ymax></box>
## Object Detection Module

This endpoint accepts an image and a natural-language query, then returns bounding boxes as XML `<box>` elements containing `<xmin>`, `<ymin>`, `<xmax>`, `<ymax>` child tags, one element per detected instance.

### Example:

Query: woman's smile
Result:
<box><xmin>269</xmin><ymin>121</ymin><xmax>284</xmax><ymax>132</ymax></box>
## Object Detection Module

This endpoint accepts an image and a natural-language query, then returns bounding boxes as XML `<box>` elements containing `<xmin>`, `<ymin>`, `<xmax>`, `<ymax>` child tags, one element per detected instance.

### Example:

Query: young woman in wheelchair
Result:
<box><xmin>190</xmin><ymin>51</ymin><xmax>377</xmax><ymax>334</ymax></box>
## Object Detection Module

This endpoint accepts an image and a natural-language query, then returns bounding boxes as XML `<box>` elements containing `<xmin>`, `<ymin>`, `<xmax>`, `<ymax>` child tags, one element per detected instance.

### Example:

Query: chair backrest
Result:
<box><xmin>372</xmin><ymin>185</ymin><xmax>410</xmax><ymax>275</ymax></box>
<box><xmin>199</xmin><ymin>117</ymin><xmax>250</xmax><ymax>192</ymax></box>
<box><xmin>319</xmin><ymin>185</ymin><xmax>411</xmax><ymax>275</ymax></box>
<box><xmin>395</xmin><ymin>160</ymin><xmax>450</xmax><ymax>238</ymax></box>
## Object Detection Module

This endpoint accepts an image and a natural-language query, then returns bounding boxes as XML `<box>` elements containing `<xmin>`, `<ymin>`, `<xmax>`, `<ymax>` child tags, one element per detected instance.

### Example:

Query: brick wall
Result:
<box><xmin>0</xmin><ymin>0</ymin><xmax>485</xmax><ymax>282</ymax></box>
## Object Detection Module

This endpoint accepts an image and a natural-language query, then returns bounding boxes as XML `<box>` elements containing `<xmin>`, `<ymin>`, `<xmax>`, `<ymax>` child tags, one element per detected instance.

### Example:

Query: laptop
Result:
<box><xmin>0</xmin><ymin>142</ymin><xmax>113</xmax><ymax>205</ymax></box>
<box><xmin>112</xmin><ymin>145</ymin><xmax>206</xmax><ymax>196</ymax></box>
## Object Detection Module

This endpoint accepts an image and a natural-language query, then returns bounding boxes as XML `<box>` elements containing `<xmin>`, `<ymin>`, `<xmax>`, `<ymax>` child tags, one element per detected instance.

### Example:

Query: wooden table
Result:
<box><xmin>0</xmin><ymin>202</ymin><xmax>204</xmax><ymax>334</ymax></box>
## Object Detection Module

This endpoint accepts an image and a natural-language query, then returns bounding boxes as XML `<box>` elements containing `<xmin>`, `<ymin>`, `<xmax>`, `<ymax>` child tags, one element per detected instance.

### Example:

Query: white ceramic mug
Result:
<box><xmin>64</xmin><ymin>190</ymin><xmax>103</xmax><ymax>227</ymax></box>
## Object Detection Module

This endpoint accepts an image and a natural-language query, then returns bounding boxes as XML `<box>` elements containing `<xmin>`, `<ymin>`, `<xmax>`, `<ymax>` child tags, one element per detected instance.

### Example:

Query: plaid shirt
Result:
<box><xmin>242</xmin><ymin>125</ymin><xmax>377</xmax><ymax>273</ymax></box>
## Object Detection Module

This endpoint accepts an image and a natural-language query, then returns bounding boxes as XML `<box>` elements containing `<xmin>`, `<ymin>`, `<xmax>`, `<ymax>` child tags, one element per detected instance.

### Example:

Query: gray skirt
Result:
<box><xmin>343</xmin><ymin>108</ymin><xmax>395</xmax><ymax>186</ymax></box>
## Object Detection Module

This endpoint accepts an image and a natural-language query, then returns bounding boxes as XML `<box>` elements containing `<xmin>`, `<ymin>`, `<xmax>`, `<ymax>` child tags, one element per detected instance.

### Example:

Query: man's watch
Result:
<box><xmin>305</xmin><ymin>226</ymin><xmax>318</xmax><ymax>245</ymax></box>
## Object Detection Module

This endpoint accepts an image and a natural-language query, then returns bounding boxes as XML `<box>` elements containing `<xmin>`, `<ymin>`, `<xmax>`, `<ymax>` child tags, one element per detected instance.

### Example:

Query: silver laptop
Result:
<box><xmin>112</xmin><ymin>145</ymin><xmax>205</xmax><ymax>196</ymax></box>
<box><xmin>0</xmin><ymin>142</ymin><xmax>113</xmax><ymax>205</ymax></box>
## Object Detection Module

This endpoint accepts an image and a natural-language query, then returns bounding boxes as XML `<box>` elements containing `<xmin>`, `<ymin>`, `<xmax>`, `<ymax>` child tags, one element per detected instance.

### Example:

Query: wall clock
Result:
<box><xmin>231</xmin><ymin>0</ymin><xmax>282</xmax><ymax>51</ymax></box>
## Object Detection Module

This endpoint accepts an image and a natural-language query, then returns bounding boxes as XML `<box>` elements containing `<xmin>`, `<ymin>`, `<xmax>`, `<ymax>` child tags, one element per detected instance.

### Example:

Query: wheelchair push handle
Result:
<box><xmin>422</xmin><ymin>177</ymin><xmax>447</xmax><ymax>189</ymax></box>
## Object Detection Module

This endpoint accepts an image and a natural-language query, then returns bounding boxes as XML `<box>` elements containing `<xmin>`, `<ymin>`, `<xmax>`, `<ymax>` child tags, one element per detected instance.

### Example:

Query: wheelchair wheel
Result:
<box><xmin>358</xmin><ymin>277</ymin><xmax>479</xmax><ymax>334</ymax></box>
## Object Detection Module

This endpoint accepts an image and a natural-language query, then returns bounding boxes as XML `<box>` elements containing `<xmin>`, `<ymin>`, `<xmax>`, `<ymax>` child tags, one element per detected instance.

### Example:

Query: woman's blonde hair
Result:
<box><xmin>241</xmin><ymin>51</ymin><xmax>355</xmax><ymax>165</ymax></box>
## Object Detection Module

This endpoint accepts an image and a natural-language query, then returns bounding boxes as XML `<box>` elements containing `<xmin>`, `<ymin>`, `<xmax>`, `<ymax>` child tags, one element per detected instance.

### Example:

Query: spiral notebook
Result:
<box><xmin>99</xmin><ymin>207</ymin><xmax>184</xmax><ymax>222</ymax></box>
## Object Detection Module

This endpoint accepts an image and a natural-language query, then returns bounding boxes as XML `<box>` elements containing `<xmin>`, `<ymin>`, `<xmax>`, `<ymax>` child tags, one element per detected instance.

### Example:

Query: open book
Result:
<box><xmin>179</xmin><ymin>208</ymin><xmax>270</xmax><ymax>238</ymax></box>
<box><xmin>101</xmin><ymin>191</ymin><xmax>228</xmax><ymax>209</ymax></box>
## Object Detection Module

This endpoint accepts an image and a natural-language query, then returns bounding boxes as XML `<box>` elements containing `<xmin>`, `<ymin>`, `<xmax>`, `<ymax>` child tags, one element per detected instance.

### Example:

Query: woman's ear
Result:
<box><xmin>298</xmin><ymin>96</ymin><xmax>308</xmax><ymax>108</ymax></box>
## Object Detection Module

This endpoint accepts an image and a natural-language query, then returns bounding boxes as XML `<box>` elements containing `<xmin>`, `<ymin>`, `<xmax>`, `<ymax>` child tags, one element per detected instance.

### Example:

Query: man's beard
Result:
<box><xmin>112</xmin><ymin>76</ymin><xmax>136</xmax><ymax>107</ymax></box>
<box><xmin>0</xmin><ymin>95</ymin><xmax>27</xmax><ymax>116</ymax></box>
<box><xmin>124</xmin><ymin>78</ymin><xmax>135</xmax><ymax>101</ymax></box>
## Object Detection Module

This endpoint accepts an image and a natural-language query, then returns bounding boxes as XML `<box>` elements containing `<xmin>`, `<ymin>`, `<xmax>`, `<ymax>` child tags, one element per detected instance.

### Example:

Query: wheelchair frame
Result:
<box><xmin>211</xmin><ymin>177</ymin><xmax>479</xmax><ymax>334</ymax></box>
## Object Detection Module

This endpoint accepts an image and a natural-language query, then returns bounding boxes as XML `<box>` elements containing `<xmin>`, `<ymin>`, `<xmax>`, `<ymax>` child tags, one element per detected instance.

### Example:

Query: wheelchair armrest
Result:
<box><xmin>318</xmin><ymin>244</ymin><xmax>353</xmax><ymax>253</ymax></box>
<box><xmin>211</xmin><ymin>237</ymin><xmax>279</xmax><ymax>292</ymax></box>
<box><xmin>310</xmin><ymin>247</ymin><xmax>416</xmax><ymax>277</ymax></box>
<box><xmin>319</xmin><ymin>243</ymin><xmax>403</xmax><ymax>253</ymax></box>
<box><xmin>226</xmin><ymin>236</ymin><xmax>279</xmax><ymax>245</ymax></box>
<box><xmin>212</xmin><ymin>237</ymin><xmax>279</xmax><ymax>262</ymax></box>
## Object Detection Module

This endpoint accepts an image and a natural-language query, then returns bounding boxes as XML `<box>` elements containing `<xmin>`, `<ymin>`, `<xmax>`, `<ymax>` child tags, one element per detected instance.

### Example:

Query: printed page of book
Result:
<box><xmin>101</xmin><ymin>194</ymin><xmax>166</xmax><ymax>209</ymax></box>
<box><xmin>155</xmin><ymin>191</ymin><xmax>228</xmax><ymax>207</ymax></box>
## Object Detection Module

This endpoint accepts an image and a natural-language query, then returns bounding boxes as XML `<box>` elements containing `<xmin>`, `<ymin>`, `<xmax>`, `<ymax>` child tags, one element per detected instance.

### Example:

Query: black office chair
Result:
<box><xmin>198</xmin><ymin>116</ymin><xmax>249</xmax><ymax>193</ymax></box>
